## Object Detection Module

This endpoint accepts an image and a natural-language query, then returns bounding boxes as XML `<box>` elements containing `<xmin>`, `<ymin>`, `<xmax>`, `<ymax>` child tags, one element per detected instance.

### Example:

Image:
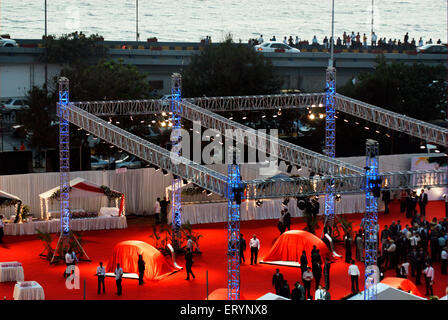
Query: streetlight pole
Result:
<box><xmin>44</xmin><ymin>0</ymin><xmax>48</xmax><ymax>89</ymax></box>
<box><xmin>371</xmin><ymin>0</ymin><xmax>374</xmax><ymax>43</ymax></box>
<box><xmin>136</xmin><ymin>0</ymin><xmax>139</xmax><ymax>44</ymax></box>
<box><xmin>330</xmin><ymin>0</ymin><xmax>335</xmax><ymax>68</ymax></box>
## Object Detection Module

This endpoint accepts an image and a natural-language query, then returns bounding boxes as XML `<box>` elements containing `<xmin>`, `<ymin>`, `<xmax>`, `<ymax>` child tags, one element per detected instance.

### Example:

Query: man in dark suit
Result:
<box><xmin>239</xmin><ymin>233</ymin><xmax>246</xmax><ymax>264</ymax></box>
<box><xmin>322</xmin><ymin>287</ymin><xmax>331</xmax><ymax>300</ymax></box>
<box><xmin>382</xmin><ymin>188</ymin><xmax>391</xmax><ymax>214</ymax></box>
<box><xmin>323</xmin><ymin>258</ymin><xmax>331</xmax><ymax>290</ymax></box>
<box><xmin>300</xmin><ymin>251</ymin><xmax>308</xmax><ymax>280</ymax></box>
<box><xmin>419</xmin><ymin>189</ymin><xmax>428</xmax><ymax>216</ymax></box>
<box><xmin>272</xmin><ymin>269</ymin><xmax>284</xmax><ymax>295</ymax></box>
<box><xmin>137</xmin><ymin>255</ymin><xmax>145</xmax><ymax>285</ymax></box>
<box><xmin>185</xmin><ymin>251</ymin><xmax>195</xmax><ymax>280</ymax></box>
<box><xmin>279</xmin><ymin>280</ymin><xmax>291</xmax><ymax>299</ymax></box>
<box><xmin>283</xmin><ymin>208</ymin><xmax>291</xmax><ymax>231</ymax></box>
<box><xmin>159</xmin><ymin>197</ymin><xmax>170</xmax><ymax>224</ymax></box>
<box><xmin>291</xmin><ymin>281</ymin><xmax>305</xmax><ymax>300</ymax></box>
<box><xmin>312</xmin><ymin>258</ymin><xmax>322</xmax><ymax>290</ymax></box>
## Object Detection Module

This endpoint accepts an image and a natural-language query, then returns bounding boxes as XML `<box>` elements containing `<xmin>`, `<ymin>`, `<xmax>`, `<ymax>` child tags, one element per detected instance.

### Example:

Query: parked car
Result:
<box><xmin>416</xmin><ymin>44</ymin><xmax>448</xmax><ymax>54</ymax></box>
<box><xmin>0</xmin><ymin>37</ymin><xmax>18</xmax><ymax>47</ymax></box>
<box><xmin>90</xmin><ymin>155</ymin><xmax>111</xmax><ymax>170</ymax></box>
<box><xmin>160</xmin><ymin>94</ymin><xmax>172</xmax><ymax>106</ymax></box>
<box><xmin>115</xmin><ymin>154</ymin><xmax>142</xmax><ymax>169</ymax></box>
<box><xmin>0</xmin><ymin>98</ymin><xmax>29</xmax><ymax>115</ymax></box>
<box><xmin>254</xmin><ymin>41</ymin><xmax>300</xmax><ymax>53</ymax></box>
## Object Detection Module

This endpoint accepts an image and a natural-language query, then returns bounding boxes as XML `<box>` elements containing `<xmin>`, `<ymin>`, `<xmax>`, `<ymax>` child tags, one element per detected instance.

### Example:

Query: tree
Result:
<box><xmin>339</xmin><ymin>57</ymin><xmax>446</xmax><ymax>121</ymax></box>
<box><xmin>60</xmin><ymin>59</ymin><xmax>151</xmax><ymax>101</ymax></box>
<box><xmin>182</xmin><ymin>35</ymin><xmax>282</xmax><ymax>97</ymax></box>
<box><xmin>42</xmin><ymin>31</ymin><xmax>108</xmax><ymax>68</ymax></box>
<box><xmin>334</xmin><ymin>57</ymin><xmax>447</xmax><ymax>156</ymax></box>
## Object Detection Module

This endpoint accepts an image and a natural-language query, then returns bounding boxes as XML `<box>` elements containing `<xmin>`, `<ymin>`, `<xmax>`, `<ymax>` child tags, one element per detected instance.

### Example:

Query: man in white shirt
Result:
<box><xmin>154</xmin><ymin>197</ymin><xmax>161</xmax><ymax>223</ymax></box>
<box><xmin>96</xmin><ymin>261</ymin><xmax>106</xmax><ymax>294</ymax></box>
<box><xmin>64</xmin><ymin>250</ymin><xmax>73</xmax><ymax>278</ymax></box>
<box><xmin>418</xmin><ymin>37</ymin><xmax>424</xmax><ymax>47</ymax></box>
<box><xmin>249</xmin><ymin>234</ymin><xmax>260</xmax><ymax>265</ymax></box>
<box><xmin>348</xmin><ymin>260</ymin><xmax>360</xmax><ymax>293</ymax></box>
<box><xmin>314</xmin><ymin>284</ymin><xmax>324</xmax><ymax>300</ymax></box>
<box><xmin>371</xmin><ymin>32</ymin><xmax>377</xmax><ymax>46</ymax></box>
<box><xmin>258</xmin><ymin>35</ymin><xmax>264</xmax><ymax>44</ymax></box>
<box><xmin>295</xmin><ymin>36</ymin><xmax>300</xmax><ymax>46</ymax></box>
<box><xmin>115</xmin><ymin>263</ymin><xmax>124</xmax><ymax>296</ymax></box>
<box><xmin>423</xmin><ymin>262</ymin><xmax>434</xmax><ymax>296</ymax></box>
<box><xmin>312</xmin><ymin>35</ymin><xmax>318</xmax><ymax>45</ymax></box>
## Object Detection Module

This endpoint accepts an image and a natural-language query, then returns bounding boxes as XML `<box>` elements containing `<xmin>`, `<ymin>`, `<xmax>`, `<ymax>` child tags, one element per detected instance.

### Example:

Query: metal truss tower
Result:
<box><xmin>171</xmin><ymin>73</ymin><xmax>183</xmax><ymax>249</ymax></box>
<box><xmin>324</xmin><ymin>66</ymin><xmax>337</xmax><ymax>230</ymax></box>
<box><xmin>364</xmin><ymin>139</ymin><xmax>379</xmax><ymax>300</ymax></box>
<box><xmin>51</xmin><ymin>77</ymin><xmax>90</xmax><ymax>264</ymax></box>
<box><xmin>58</xmin><ymin>77</ymin><xmax>71</xmax><ymax>236</ymax></box>
<box><xmin>227</xmin><ymin>164</ymin><xmax>242</xmax><ymax>300</ymax></box>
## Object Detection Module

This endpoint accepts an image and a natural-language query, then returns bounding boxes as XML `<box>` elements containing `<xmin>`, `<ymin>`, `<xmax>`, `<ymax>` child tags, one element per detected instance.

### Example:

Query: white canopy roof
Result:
<box><xmin>39</xmin><ymin>177</ymin><xmax>107</xmax><ymax>200</ymax></box>
<box><xmin>0</xmin><ymin>190</ymin><xmax>22</xmax><ymax>202</ymax></box>
<box><xmin>347</xmin><ymin>283</ymin><xmax>426</xmax><ymax>300</ymax></box>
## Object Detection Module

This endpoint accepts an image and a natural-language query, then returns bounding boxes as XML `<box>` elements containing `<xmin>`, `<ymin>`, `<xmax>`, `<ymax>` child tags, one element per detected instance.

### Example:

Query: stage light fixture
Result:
<box><xmin>206</xmin><ymin>190</ymin><xmax>213</xmax><ymax>196</ymax></box>
<box><xmin>297</xmin><ymin>166</ymin><xmax>302</xmax><ymax>171</ymax></box>
<box><xmin>182</xmin><ymin>179</ymin><xmax>188</xmax><ymax>185</ymax></box>
<box><xmin>256</xmin><ymin>199</ymin><xmax>263</xmax><ymax>207</ymax></box>
<box><xmin>286</xmin><ymin>165</ymin><xmax>293</xmax><ymax>173</ymax></box>
<box><xmin>162</xmin><ymin>169</ymin><xmax>168</xmax><ymax>175</ymax></box>
<box><xmin>335</xmin><ymin>194</ymin><xmax>341</xmax><ymax>202</ymax></box>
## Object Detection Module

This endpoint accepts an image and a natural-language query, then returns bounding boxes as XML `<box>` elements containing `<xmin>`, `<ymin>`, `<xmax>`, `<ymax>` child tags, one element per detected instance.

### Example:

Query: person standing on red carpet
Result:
<box><xmin>239</xmin><ymin>234</ymin><xmax>246</xmax><ymax>264</ymax></box>
<box><xmin>185</xmin><ymin>250</ymin><xmax>195</xmax><ymax>280</ymax></box>
<box><xmin>154</xmin><ymin>198</ymin><xmax>161</xmax><ymax>224</ymax></box>
<box><xmin>272</xmin><ymin>269</ymin><xmax>284</xmax><ymax>295</ymax></box>
<box><xmin>423</xmin><ymin>262</ymin><xmax>434</xmax><ymax>296</ymax></box>
<box><xmin>302</xmin><ymin>267</ymin><xmax>314</xmax><ymax>300</ymax></box>
<box><xmin>300</xmin><ymin>251</ymin><xmax>308</xmax><ymax>280</ymax></box>
<box><xmin>115</xmin><ymin>263</ymin><xmax>123</xmax><ymax>296</ymax></box>
<box><xmin>348</xmin><ymin>260</ymin><xmax>360</xmax><ymax>294</ymax></box>
<box><xmin>249</xmin><ymin>234</ymin><xmax>260</xmax><ymax>265</ymax></box>
<box><xmin>96</xmin><ymin>262</ymin><xmax>106</xmax><ymax>294</ymax></box>
<box><xmin>138</xmin><ymin>255</ymin><xmax>145</xmax><ymax>285</ymax></box>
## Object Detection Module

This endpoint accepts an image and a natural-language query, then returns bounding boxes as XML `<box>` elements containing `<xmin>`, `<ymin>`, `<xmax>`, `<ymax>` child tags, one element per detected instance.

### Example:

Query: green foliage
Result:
<box><xmin>20</xmin><ymin>205</ymin><xmax>32</xmax><ymax>221</ymax></box>
<box><xmin>149</xmin><ymin>221</ymin><xmax>203</xmax><ymax>253</ymax></box>
<box><xmin>61</xmin><ymin>59</ymin><xmax>151</xmax><ymax>101</ymax></box>
<box><xmin>42</xmin><ymin>32</ymin><xmax>108</xmax><ymax>67</ymax></box>
<box><xmin>302</xmin><ymin>207</ymin><xmax>319</xmax><ymax>234</ymax></box>
<box><xmin>100</xmin><ymin>186</ymin><xmax>123</xmax><ymax>200</ymax></box>
<box><xmin>339</xmin><ymin>57</ymin><xmax>446</xmax><ymax>121</ymax></box>
<box><xmin>183</xmin><ymin>35</ymin><xmax>282</xmax><ymax>97</ymax></box>
<box><xmin>36</xmin><ymin>229</ymin><xmax>54</xmax><ymax>259</ymax></box>
<box><xmin>19</xmin><ymin>86</ymin><xmax>58</xmax><ymax>150</ymax></box>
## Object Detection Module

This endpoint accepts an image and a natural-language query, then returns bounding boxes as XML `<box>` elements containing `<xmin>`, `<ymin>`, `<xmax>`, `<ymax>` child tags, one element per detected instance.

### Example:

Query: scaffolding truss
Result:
<box><xmin>364</xmin><ymin>139</ymin><xmax>380</xmax><ymax>300</ymax></box>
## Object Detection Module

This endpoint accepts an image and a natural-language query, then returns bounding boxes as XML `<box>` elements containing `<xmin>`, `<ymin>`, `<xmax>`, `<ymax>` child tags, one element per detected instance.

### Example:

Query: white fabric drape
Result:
<box><xmin>169</xmin><ymin>196</ymin><xmax>385</xmax><ymax>225</ymax></box>
<box><xmin>13</xmin><ymin>282</ymin><xmax>45</xmax><ymax>300</ymax></box>
<box><xmin>4</xmin><ymin>216</ymin><xmax>127</xmax><ymax>235</ymax></box>
<box><xmin>0</xmin><ymin>263</ymin><xmax>24</xmax><ymax>282</ymax></box>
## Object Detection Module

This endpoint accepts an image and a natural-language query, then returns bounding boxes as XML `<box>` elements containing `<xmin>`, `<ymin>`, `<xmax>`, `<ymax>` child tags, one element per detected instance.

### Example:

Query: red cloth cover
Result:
<box><xmin>106</xmin><ymin>241</ymin><xmax>176</xmax><ymax>280</ymax></box>
<box><xmin>206</xmin><ymin>288</ymin><xmax>246</xmax><ymax>300</ymax></box>
<box><xmin>74</xmin><ymin>182</ymin><xmax>104</xmax><ymax>194</ymax></box>
<box><xmin>263</xmin><ymin>230</ymin><xmax>330</xmax><ymax>263</ymax></box>
<box><xmin>380</xmin><ymin>277</ymin><xmax>424</xmax><ymax>297</ymax></box>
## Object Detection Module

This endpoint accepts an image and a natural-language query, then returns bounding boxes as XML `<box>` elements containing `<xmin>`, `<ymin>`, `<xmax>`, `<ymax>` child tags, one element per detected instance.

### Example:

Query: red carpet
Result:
<box><xmin>0</xmin><ymin>200</ymin><xmax>447</xmax><ymax>300</ymax></box>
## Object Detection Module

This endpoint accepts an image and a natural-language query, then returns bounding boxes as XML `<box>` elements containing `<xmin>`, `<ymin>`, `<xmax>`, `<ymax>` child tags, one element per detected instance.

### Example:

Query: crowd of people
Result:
<box><xmin>249</xmin><ymin>32</ymin><xmax>443</xmax><ymax>50</ymax></box>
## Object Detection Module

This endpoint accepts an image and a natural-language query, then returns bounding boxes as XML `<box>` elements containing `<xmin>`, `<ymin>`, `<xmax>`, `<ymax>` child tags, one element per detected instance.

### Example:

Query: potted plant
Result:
<box><xmin>20</xmin><ymin>205</ymin><xmax>32</xmax><ymax>222</ymax></box>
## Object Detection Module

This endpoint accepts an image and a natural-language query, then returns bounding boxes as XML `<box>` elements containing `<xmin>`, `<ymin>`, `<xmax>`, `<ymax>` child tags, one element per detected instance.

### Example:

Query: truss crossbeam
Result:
<box><xmin>67</xmin><ymin>103</ymin><xmax>229</xmax><ymax>196</ymax></box>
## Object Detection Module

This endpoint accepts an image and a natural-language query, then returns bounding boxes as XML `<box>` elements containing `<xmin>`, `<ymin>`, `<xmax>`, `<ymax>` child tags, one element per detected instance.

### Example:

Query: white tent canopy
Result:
<box><xmin>347</xmin><ymin>283</ymin><xmax>427</xmax><ymax>300</ymax></box>
<box><xmin>38</xmin><ymin>177</ymin><xmax>125</xmax><ymax>219</ymax></box>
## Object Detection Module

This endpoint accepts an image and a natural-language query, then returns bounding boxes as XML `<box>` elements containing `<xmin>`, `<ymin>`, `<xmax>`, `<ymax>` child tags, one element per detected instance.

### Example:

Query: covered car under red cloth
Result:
<box><xmin>263</xmin><ymin>230</ymin><xmax>331</xmax><ymax>264</ymax></box>
<box><xmin>106</xmin><ymin>240</ymin><xmax>177</xmax><ymax>280</ymax></box>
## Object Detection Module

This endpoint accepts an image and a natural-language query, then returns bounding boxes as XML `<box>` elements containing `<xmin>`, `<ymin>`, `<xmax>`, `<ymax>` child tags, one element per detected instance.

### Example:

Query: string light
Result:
<box><xmin>344</xmin><ymin>118</ymin><xmax>349</xmax><ymax>123</ymax></box>
<box><xmin>308</xmin><ymin>114</ymin><xmax>315</xmax><ymax>120</ymax></box>
<box><xmin>319</xmin><ymin>113</ymin><xmax>325</xmax><ymax>119</ymax></box>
